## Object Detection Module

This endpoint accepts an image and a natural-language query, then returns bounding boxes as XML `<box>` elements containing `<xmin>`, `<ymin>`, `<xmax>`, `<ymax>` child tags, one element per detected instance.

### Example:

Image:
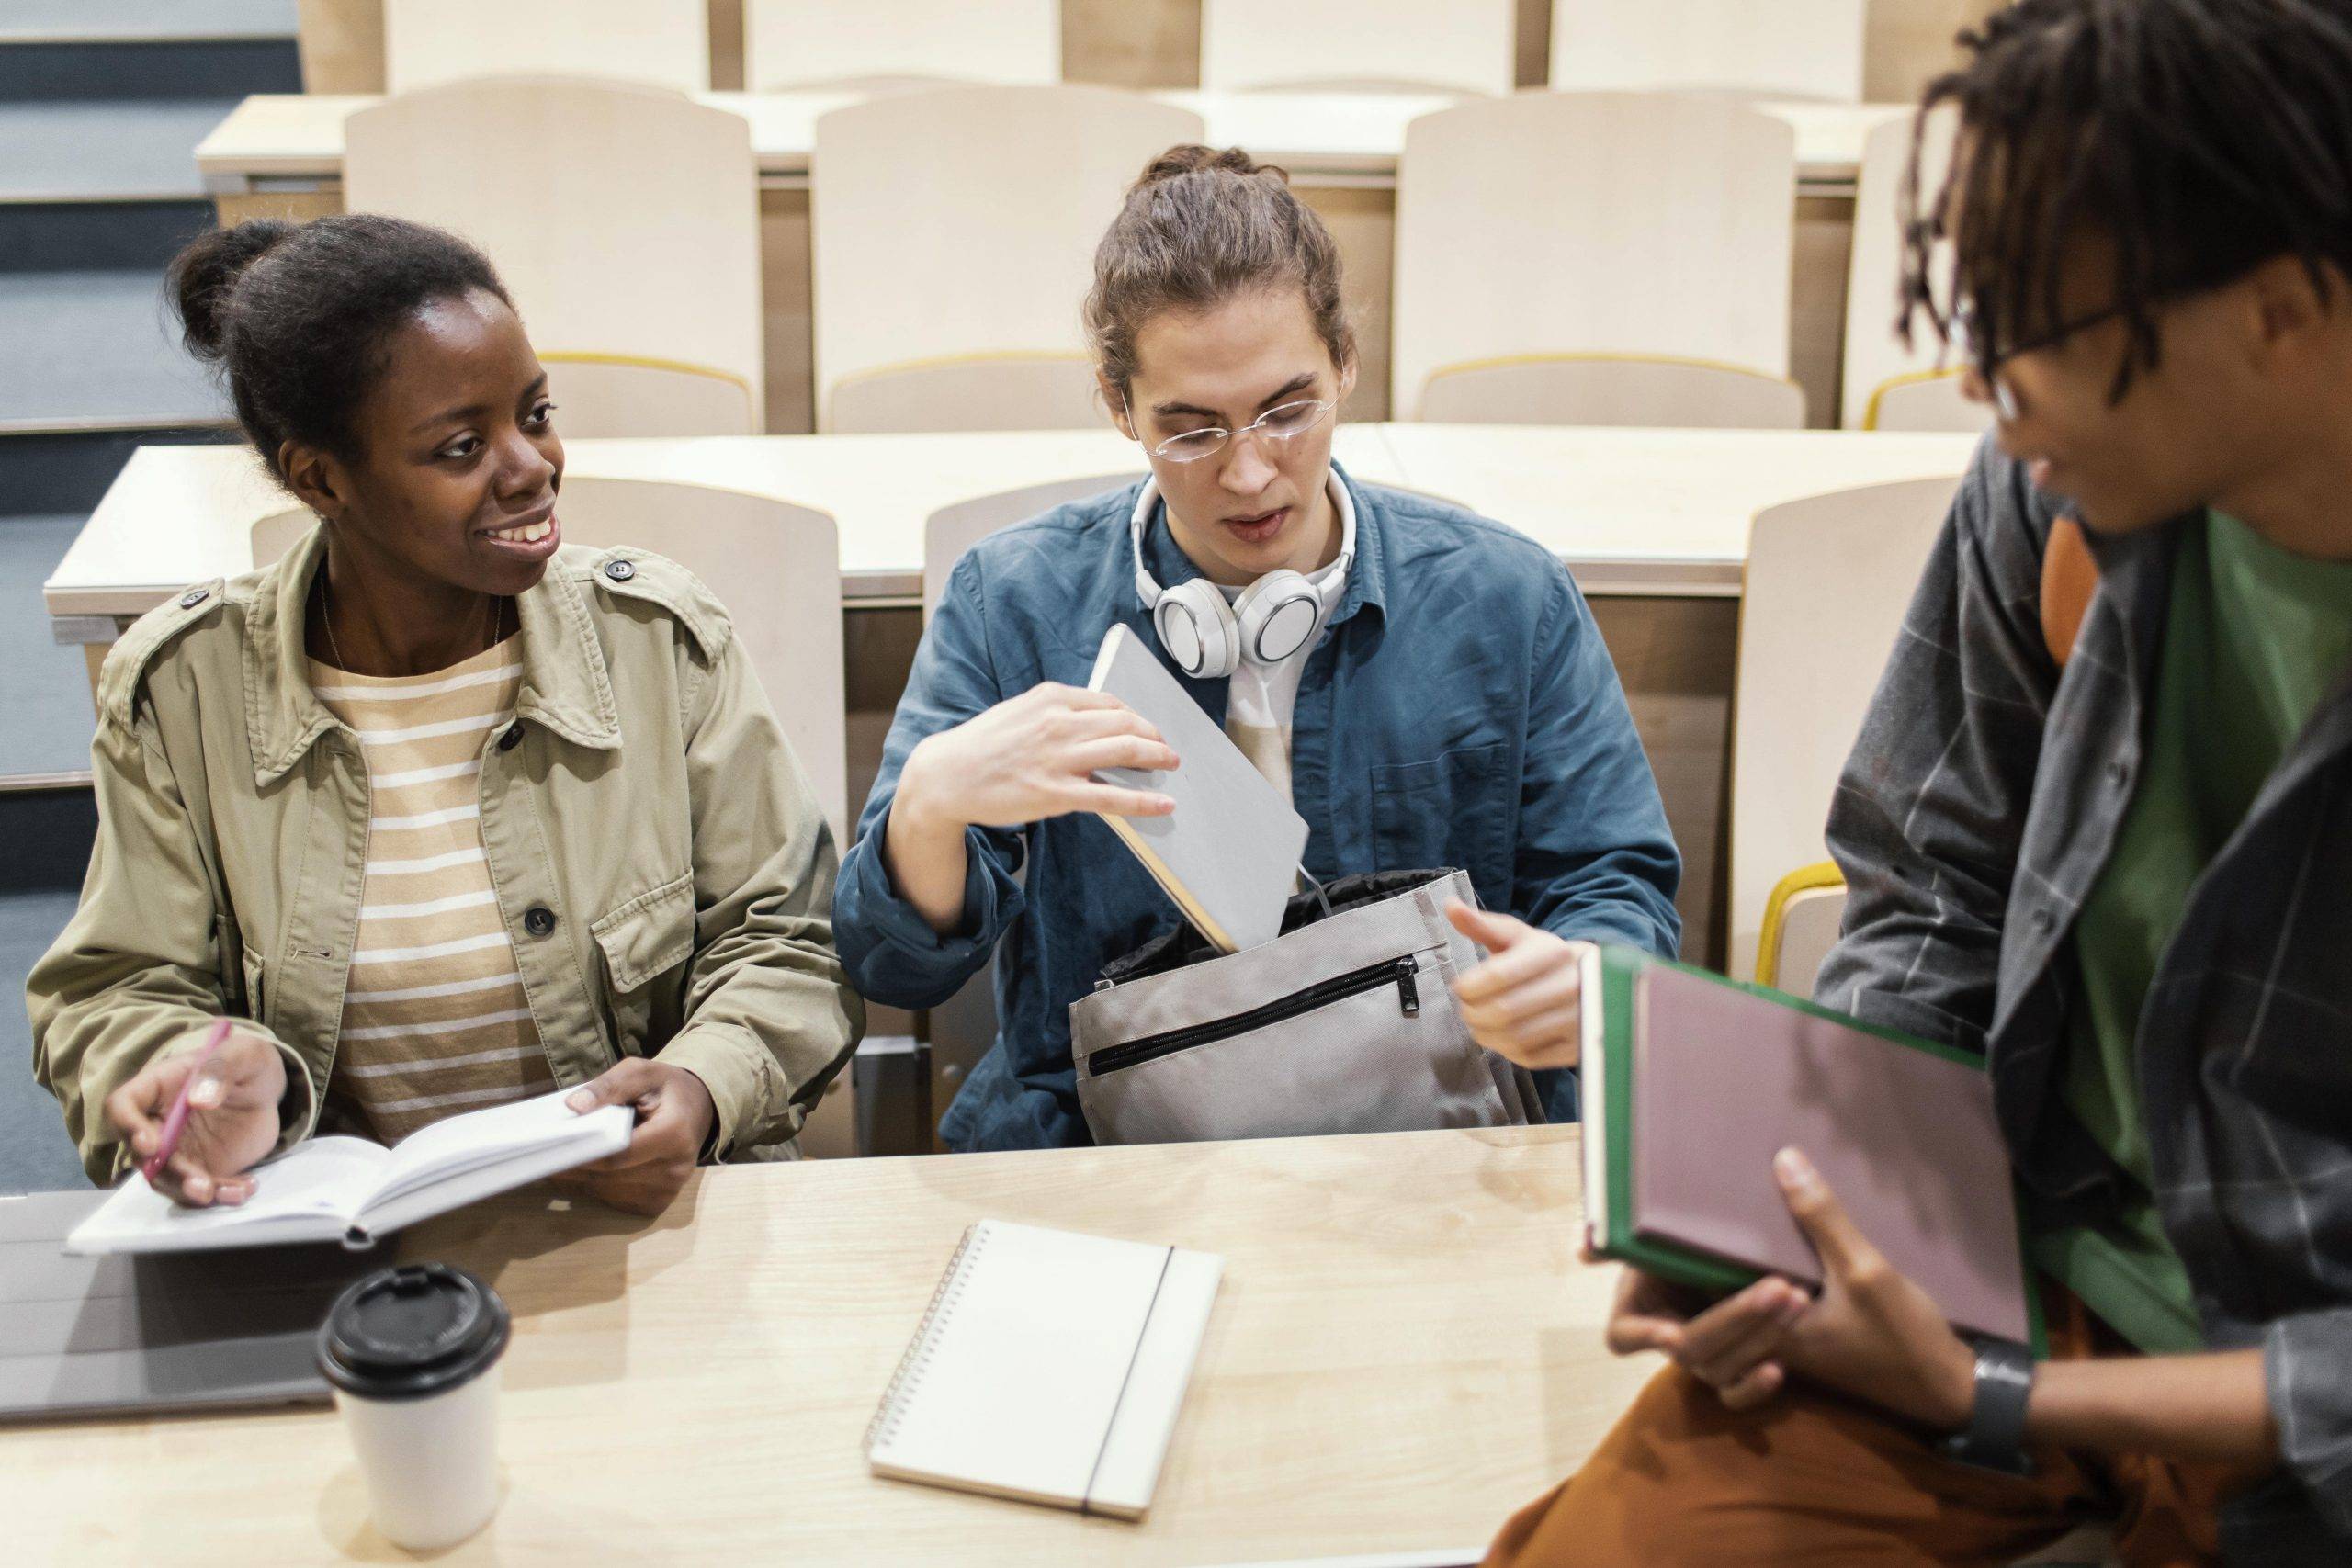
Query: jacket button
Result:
<box><xmin>603</xmin><ymin>558</ymin><xmax>636</xmax><ymax>582</ymax></box>
<box><xmin>524</xmin><ymin>907</ymin><xmax>557</xmax><ymax>938</ymax></box>
<box><xmin>2108</xmin><ymin>760</ymin><xmax>2131</xmax><ymax>789</ymax></box>
<box><xmin>497</xmin><ymin>723</ymin><xmax>524</xmax><ymax>752</ymax></box>
<box><xmin>2030</xmin><ymin>908</ymin><xmax>2056</xmax><ymax>932</ymax></box>
<box><xmin>178</xmin><ymin>587</ymin><xmax>210</xmax><ymax>609</ymax></box>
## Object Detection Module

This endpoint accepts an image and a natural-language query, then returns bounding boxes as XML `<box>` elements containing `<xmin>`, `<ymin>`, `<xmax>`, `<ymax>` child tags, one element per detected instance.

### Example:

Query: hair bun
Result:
<box><xmin>1134</xmin><ymin>143</ymin><xmax>1289</xmax><ymax>191</ymax></box>
<box><xmin>167</xmin><ymin>219</ymin><xmax>297</xmax><ymax>362</ymax></box>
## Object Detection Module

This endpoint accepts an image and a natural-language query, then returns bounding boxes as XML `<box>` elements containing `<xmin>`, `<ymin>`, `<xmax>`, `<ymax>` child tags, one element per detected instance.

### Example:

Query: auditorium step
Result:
<box><xmin>0</xmin><ymin>1</ymin><xmax>291</xmax><ymax>800</ymax></box>
<box><xmin>0</xmin><ymin>2</ymin><xmax>299</xmax><ymax>103</ymax></box>
<box><xmin>0</xmin><ymin>882</ymin><xmax>92</xmax><ymax>1194</ymax></box>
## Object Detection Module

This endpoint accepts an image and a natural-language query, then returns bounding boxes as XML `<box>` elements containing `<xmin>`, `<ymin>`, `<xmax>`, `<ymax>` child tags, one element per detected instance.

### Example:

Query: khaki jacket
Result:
<box><xmin>28</xmin><ymin>525</ymin><xmax>863</xmax><ymax>1182</ymax></box>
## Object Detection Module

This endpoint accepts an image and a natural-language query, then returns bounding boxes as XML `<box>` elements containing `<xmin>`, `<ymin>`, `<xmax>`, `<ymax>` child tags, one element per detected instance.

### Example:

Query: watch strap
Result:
<box><xmin>1939</xmin><ymin>1339</ymin><xmax>2037</xmax><ymax>1476</ymax></box>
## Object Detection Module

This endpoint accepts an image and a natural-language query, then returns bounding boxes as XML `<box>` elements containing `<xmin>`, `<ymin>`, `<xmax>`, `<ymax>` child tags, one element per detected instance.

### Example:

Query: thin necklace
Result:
<box><xmin>318</xmin><ymin>570</ymin><xmax>348</xmax><ymax>672</ymax></box>
<box><xmin>317</xmin><ymin>571</ymin><xmax>503</xmax><ymax>673</ymax></box>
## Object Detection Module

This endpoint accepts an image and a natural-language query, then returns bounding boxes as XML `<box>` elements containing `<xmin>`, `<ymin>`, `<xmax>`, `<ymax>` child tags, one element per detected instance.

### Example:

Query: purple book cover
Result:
<box><xmin>1629</xmin><ymin>966</ymin><xmax>2030</xmax><ymax>1343</ymax></box>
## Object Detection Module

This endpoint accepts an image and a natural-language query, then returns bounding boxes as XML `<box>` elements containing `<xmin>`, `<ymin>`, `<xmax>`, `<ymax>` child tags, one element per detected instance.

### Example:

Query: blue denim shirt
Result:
<box><xmin>835</xmin><ymin>466</ymin><xmax>1682</xmax><ymax>1150</ymax></box>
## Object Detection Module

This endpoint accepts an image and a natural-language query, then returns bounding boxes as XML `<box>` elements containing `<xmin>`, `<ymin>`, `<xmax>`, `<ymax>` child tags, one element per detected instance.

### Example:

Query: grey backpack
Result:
<box><xmin>1070</xmin><ymin>869</ymin><xmax>1547</xmax><ymax>1145</ymax></box>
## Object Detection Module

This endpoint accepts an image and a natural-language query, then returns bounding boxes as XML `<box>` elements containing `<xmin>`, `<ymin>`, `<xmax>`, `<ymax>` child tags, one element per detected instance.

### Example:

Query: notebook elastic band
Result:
<box><xmin>1079</xmin><ymin>1243</ymin><xmax>1177</xmax><ymax>1517</ymax></box>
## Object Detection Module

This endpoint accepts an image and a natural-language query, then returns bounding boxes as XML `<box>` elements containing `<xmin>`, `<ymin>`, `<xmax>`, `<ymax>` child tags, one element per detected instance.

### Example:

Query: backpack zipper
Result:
<box><xmin>1089</xmin><ymin>954</ymin><xmax>1425</xmax><ymax>1077</ymax></box>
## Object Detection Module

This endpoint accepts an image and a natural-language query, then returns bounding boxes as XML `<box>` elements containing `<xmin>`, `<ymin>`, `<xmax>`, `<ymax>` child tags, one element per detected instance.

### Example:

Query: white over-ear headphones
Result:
<box><xmin>1129</xmin><ymin>476</ymin><xmax>1355</xmax><ymax>681</ymax></box>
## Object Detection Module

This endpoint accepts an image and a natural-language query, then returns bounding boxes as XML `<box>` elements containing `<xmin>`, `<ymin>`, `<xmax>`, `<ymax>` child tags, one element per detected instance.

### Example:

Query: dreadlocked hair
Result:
<box><xmin>1898</xmin><ymin>0</ymin><xmax>2352</xmax><ymax>399</ymax></box>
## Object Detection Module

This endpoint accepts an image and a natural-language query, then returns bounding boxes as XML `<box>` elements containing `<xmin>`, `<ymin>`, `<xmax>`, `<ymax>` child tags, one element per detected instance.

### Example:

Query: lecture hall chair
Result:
<box><xmin>252</xmin><ymin>478</ymin><xmax>846</xmax><ymax>842</ymax></box>
<box><xmin>744</xmin><ymin>0</ymin><xmax>1059</xmax><ymax>92</ymax></box>
<box><xmin>345</xmin><ymin>77</ymin><xmax>763</xmax><ymax>438</ymax></box>
<box><xmin>1199</xmin><ymin>0</ymin><xmax>1514</xmax><ymax>96</ymax></box>
<box><xmin>1549</xmin><ymin>0</ymin><xmax>1867</xmax><ymax>102</ymax></box>
<box><xmin>1726</xmin><ymin>476</ymin><xmax>1955</xmax><ymax>993</ymax></box>
<box><xmin>910</xmin><ymin>473</ymin><xmax>1142</xmax><ymax>1131</ymax></box>
<box><xmin>1393</xmin><ymin>91</ymin><xmax>1806</xmax><ymax>428</ymax></box>
<box><xmin>1843</xmin><ymin>109</ymin><xmax>1990</xmax><ymax>432</ymax></box>
<box><xmin>383</xmin><ymin>0</ymin><xmax>710</xmax><ymax>93</ymax></box>
<box><xmin>810</xmin><ymin>85</ymin><xmax>1201</xmax><ymax>434</ymax></box>
<box><xmin>1736</xmin><ymin>481</ymin><xmax>2130</xmax><ymax>1561</ymax></box>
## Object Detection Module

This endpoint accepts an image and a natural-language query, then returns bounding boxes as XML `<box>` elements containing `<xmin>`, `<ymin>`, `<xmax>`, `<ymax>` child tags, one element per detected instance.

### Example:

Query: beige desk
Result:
<box><xmin>42</xmin><ymin>423</ymin><xmax>1976</xmax><ymax>627</ymax></box>
<box><xmin>1374</xmin><ymin>423</ymin><xmax>1980</xmax><ymax>596</ymax></box>
<box><xmin>42</xmin><ymin>424</ymin><xmax>1975</xmax><ymax>966</ymax></box>
<box><xmin>0</xmin><ymin>1125</ymin><xmax>1653</xmax><ymax>1565</ymax></box>
<box><xmin>194</xmin><ymin>89</ymin><xmax>1908</xmax><ymax>194</ymax></box>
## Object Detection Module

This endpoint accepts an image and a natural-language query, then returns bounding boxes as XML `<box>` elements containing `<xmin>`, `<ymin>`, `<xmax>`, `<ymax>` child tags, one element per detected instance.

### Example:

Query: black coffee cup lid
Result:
<box><xmin>317</xmin><ymin>1262</ymin><xmax>510</xmax><ymax>1401</ymax></box>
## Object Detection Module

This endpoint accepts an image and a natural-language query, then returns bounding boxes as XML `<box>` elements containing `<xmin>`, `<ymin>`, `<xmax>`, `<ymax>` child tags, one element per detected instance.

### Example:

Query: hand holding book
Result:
<box><xmin>1579</xmin><ymin>945</ymin><xmax>2034</xmax><ymax>1428</ymax></box>
<box><xmin>1599</xmin><ymin>1150</ymin><xmax>1979</xmax><ymax>1429</ymax></box>
<box><xmin>555</xmin><ymin>1057</ymin><xmax>718</xmax><ymax>1216</ymax></box>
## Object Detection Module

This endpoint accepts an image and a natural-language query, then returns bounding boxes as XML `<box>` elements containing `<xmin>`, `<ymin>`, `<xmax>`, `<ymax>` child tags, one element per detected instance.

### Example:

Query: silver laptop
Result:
<box><xmin>0</xmin><ymin>1189</ymin><xmax>375</xmax><ymax>1421</ymax></box>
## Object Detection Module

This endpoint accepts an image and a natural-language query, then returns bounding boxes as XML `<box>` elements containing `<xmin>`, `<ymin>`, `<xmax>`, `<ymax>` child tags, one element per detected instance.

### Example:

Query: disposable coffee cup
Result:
<box><xmin>317</xmin><ymin>1262</ymin><xmax>511</xmax><ymax>1551</ymax></box>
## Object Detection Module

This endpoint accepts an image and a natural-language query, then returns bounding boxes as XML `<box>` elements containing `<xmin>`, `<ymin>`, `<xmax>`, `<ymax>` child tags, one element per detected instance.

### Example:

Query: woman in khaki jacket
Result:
<box><xmin>27</xmin><ymin>215</ymin><xmax>861</xmax><ymax>1215</ymax></box>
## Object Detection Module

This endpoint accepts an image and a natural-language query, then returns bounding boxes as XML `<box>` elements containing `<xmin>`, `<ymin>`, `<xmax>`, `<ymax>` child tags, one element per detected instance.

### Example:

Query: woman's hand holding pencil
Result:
<box><xmin>105</xmin><ymin>1021</ymin><xmax>288</xmax><ymax>1207</ymax></box>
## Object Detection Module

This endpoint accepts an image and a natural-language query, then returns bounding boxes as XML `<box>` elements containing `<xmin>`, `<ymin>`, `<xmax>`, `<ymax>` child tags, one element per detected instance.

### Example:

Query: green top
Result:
<box><xmin>2033</xmin><ymin>511</ymin><xmax>2352</xmax><ymax>1353</ymax></box>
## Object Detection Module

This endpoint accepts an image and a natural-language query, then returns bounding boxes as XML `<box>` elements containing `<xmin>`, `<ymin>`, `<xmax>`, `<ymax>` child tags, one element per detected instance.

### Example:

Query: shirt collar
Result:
<box><xmin>244</xmin><ymin>525</ymin><xmax>622</xmax><ymax>785</ymax></box>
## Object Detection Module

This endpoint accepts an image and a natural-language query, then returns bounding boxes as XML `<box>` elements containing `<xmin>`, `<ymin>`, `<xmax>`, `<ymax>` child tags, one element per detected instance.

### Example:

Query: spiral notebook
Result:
<box><xmin>865</xmin><ymin>1220</ymin><xmax>1224</xmax><ymax>1518</ymax></box>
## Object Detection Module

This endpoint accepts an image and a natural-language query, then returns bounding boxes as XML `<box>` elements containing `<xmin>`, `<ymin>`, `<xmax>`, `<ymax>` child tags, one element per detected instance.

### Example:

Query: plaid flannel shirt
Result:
<box><xmin>1816</xmin><ymin>437</ymin><xmax>2352</xmax><ymax>1560</ymax></box>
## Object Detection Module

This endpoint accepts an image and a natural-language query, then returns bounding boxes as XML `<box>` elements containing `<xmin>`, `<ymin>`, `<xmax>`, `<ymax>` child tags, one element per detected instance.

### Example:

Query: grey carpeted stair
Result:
<box><xmin>0</xmin><ymin>5</ymin><xmax>298</xmax><ymax>1183</ymax></box>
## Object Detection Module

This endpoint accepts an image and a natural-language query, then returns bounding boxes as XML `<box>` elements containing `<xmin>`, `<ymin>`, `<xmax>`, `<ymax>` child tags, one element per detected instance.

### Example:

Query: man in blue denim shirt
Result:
<box><xmin>839</xmin><ymin>459</ymin><xmax>1682</xmax><ymax>1149</ymax></box>
<box><xmin>834</xmin><ymin>150</ymin><xmax>1680</xmax><ymax>1151</ymax></box>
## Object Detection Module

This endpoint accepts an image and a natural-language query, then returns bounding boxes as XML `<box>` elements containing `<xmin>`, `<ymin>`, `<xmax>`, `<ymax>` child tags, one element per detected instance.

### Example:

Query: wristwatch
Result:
<box><xmin>1939</xmin><ymin>1338</ymin><xmax>2037</xmax><ymax>1475</ymax></box>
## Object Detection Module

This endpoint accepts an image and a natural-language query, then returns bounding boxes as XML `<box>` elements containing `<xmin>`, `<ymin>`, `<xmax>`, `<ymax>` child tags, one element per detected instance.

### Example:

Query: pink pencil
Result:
<box><xmin>141</xmin><ymin>1017</ymin><xmax>233</xmax><ymax>1187</ymax></box>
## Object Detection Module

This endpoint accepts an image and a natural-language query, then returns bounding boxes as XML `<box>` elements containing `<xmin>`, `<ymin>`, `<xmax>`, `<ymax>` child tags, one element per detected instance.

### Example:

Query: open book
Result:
<box><xmin>65</xmin><ymin>1091</ymin><xmax>633</xmax><ymax>1256</ymax></box>
<box><xmin>1578</xmin><ymin>943</ymin><xmax>2040</xmax><ymax>1349</ymax></box>
<box><xmin>1087</xmin><ymin>624</ymin><xmax>1309</xmax><ymax>953</ymax></box>
<box><xmin>866</xmin><ymin>1220</ymin><xmax>1223</xmax><ymax>1518</ymax></box>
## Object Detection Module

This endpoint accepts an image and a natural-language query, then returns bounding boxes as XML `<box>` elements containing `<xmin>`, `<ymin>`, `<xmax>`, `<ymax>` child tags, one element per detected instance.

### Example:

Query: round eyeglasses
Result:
<box><xmin>1127</xmin><ymin>396</ymin><xmax>1338</xmax><ymax>465</ymax></box>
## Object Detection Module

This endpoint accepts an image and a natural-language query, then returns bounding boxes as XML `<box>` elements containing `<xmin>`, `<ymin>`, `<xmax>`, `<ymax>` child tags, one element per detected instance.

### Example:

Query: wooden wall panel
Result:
<box><xmin>1301</xmin><ymin>186</ymin><xmax>1395</xmax><ymax>424</ymax></box>
<box><xmin>1863</xmin><ymin>0</ymin><xmax>2007</xmax><ymax>102</ymax></box>
<box><xmin>1516</xmin><ymin>0</ymin><xmax>1551</xmax><ymax>87</ymax></box>
<box><xmin>760</xmin><ymin>187</ymin><xmax>816</xmax><ymax>433</ymax></box>
<box><xmin>1063</xmin><ymin>0</ymin><xmax>1201</xmax><ymax>88</ymax></box>
<box><xmin>709</xmin><ymin>0</ymin><xmax>746</xmax><ymax>90</ymax></box>
<box><xmin>295</xmin><ymin>0</ymin><xmax>385</xmax><ymax>91</ymax></box>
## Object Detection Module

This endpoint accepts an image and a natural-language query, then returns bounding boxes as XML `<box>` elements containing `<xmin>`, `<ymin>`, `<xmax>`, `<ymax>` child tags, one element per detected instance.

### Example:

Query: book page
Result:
<box><xmin>63</xmin><ymin>1137</ymin><xmax>389</xmax><ymax>1255</ymax></box>
<box><xmin>367</xmin><ymin>1091</ymin><xmax>628</xmax><ymax>1212</ymax></box>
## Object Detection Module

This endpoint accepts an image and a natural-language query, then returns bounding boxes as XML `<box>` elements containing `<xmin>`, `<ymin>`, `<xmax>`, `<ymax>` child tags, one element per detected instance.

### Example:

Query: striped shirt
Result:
<box><xmin>311</xmin><ymin>637</ymin><xmax>553</xmax><ymax>1143</ymax></box>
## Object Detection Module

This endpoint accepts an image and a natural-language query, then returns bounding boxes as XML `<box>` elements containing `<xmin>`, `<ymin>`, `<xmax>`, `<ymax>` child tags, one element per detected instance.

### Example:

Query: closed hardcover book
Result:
<box><xmin>1085</xmin><ymin>624</ymin><xmax>1309</xmax><ymax>953</ymax></box>
<box><xmin>1578</xmin><ymin>944</ymin><xmax>2040</xmax><ymax>1349</ymax></box>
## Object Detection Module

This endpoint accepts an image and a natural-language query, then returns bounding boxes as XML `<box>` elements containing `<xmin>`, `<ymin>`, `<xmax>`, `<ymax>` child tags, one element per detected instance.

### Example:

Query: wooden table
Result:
<box><xmin>1370</xmin><ymin>423</ymin><xmax>1980</xmax><ymax>596</ymax></box>
<box><xmin>195</xmin><ymin>89</ymin><xmax>1910</xmax><ymax>195</ymax></box>
<box><xmin>40</xmin><ymin>423</ymin><xmax>1976</xmax><ymax>967</ymax></box>
<box><xmin>0</xmin><ymin>1126</ymin><xmax>1657</xmax><ymax>1565</ymax></box>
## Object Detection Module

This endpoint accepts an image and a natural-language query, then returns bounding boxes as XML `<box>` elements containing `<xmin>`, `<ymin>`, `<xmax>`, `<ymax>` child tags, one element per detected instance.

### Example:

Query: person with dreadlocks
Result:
<box><xmin>1484</xmin><ymin>1</ymin><xmax>2352</xmax><ymax>1562</ymax></box>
